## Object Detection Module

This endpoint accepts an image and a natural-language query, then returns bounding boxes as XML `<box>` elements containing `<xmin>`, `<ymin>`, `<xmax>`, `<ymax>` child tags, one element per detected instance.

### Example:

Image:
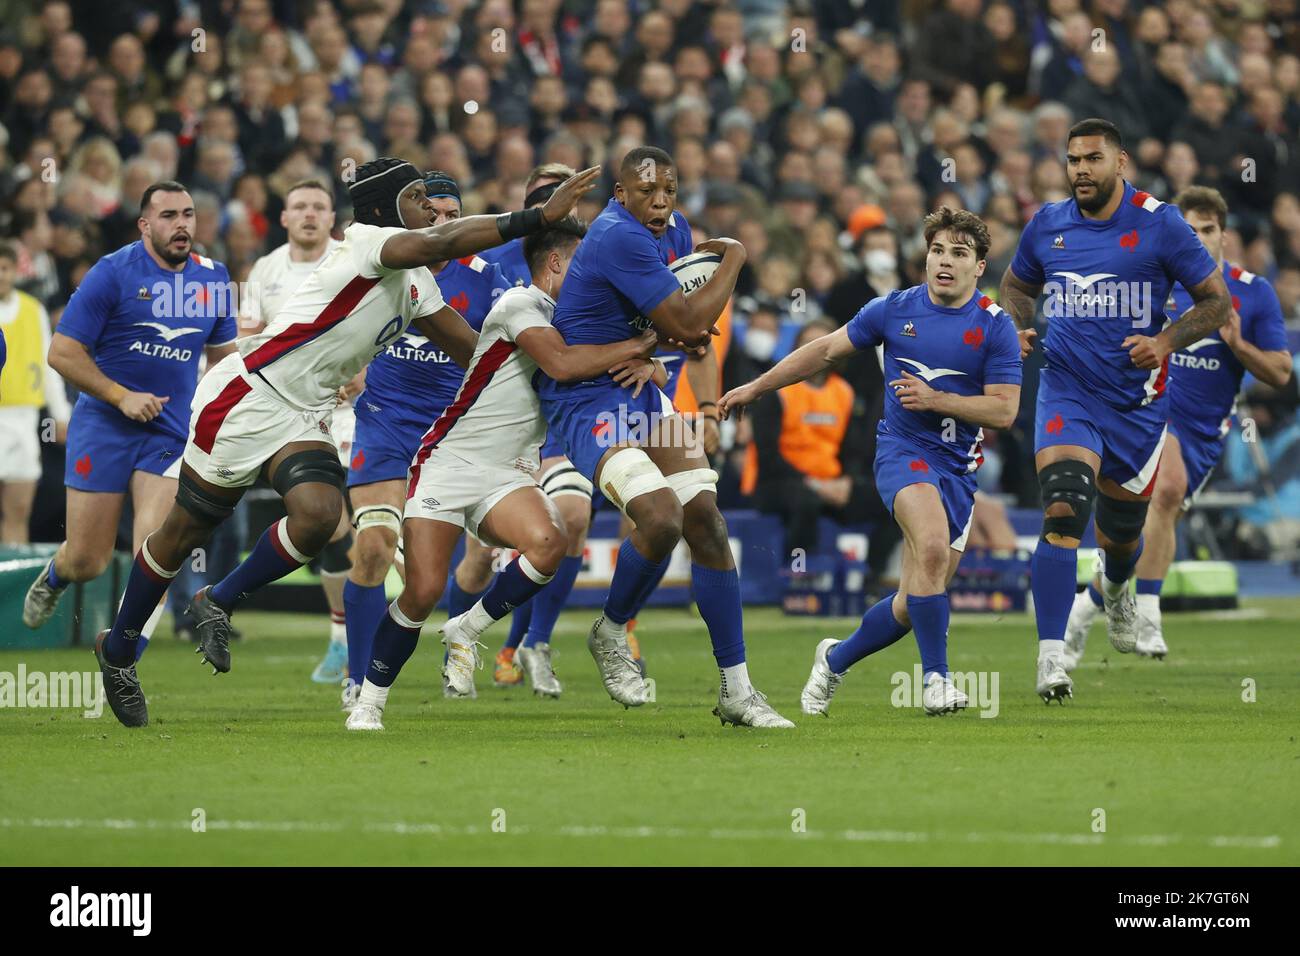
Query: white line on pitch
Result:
<box><xmin>0</xmin><ymin>817</ymin><xmax>1280</xmax><ymax>849</ymax></box>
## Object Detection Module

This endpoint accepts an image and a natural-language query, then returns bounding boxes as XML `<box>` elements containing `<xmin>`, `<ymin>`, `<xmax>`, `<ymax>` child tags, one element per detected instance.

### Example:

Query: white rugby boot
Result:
<box><xmin>1135</xmin><ymin>598</ymin><xmax>1168</xmax><ymax>659</ymax></box>
<box><xmin>587</xmin><ymin>615</ymin><xmax>647</xmax><ymax>708</ymax></box>
<box><xmin>1036</xmin><ymin>654</ymin><xmax>1073</xmax><ymax>704</ymax></box>
<box><xmin>714</xmin><ymin>688</ymin><xmax>795</xmax><ymax>728</ymax></box>
<box><xmin>519</xmin><ymin>642</ymin><xmax>563</xmax><ymax>698</ymax></box>
<box><xmin>922</xmin><ymin>673</ymin><xmax>969</xmax><ymax>715</ymax></box>
<box><xmin>439</xmin><ymin>613</ymin><xmax>484</xmax><ymax>699</ymax></box>
<box><xmin>346</xmin><ymin>703</ymin><xmax>384</xmax><ymax>730</ymax></box>
<box><xmin>1063</xmin><ymin>588</ymin><xmax>1100</xmax><ymax>671</ymax></box>
<box><xmin>23</xmin><ymin>559</ymin><xmax>65</xmax><ymax>629</ymax></box>
<box><xmin>800</xmin><ymin>638</ymin><xmax>844</xmax><ymax>716</ymax></box>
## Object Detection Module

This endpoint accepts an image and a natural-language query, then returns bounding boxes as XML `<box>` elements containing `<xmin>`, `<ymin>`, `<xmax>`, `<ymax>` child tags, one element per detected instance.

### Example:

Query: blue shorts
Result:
<box><xmin>1169</xmin><ymin>417</ymin><xmax>1228</xmax><ymax>506</ymax></box>
<box><xmin>540</xmin><ymin>382</ymin><xmax>676</xmax><ymax>480</ymax></box>
<box><xmin>874</xmin><ymin>429</ymin><xmax>978</xmax><ymax>551</ymax></box>
<box><xmin>64</xmin><ymin>400</ymin><xmax>183</xmax><ymax>493</ymax></box>
<box><xmin>348</xmin><ymin>403</ymin><xmax>424</xmax><ymax>488</ymax></box>
<box><xmin>1034</xmin><ymin>365</ymin><xmax>1167</xmax><ymax>495</ymax></box>
<box><xmin>539</xmin><ymin>431</ymin><xmax>567</xmax><ymax>461</ymax></box>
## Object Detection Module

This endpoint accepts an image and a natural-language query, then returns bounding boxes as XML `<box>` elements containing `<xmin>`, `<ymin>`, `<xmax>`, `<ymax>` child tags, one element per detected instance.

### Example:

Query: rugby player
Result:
<box><xmin>24</xmin><ymin>182</ymin><xmax>237</xmax><ymax>655</ymax></box>
<box><xmin>90</xmin><ymin>157</ymin><xmax>600</xmax><ymax>727</ymax></box>
<box><xmin>722</xmin><ymin>208</ymin><xmax>1022</xmax><ymax>716</ymax></box>
<box><xmin>1064</xmin><ymin>185</ymin><xmax>1291</xmax><ymax>666</ymax></box>
<box><xmin>999</xmin><ymin>119</ymin><xmax>1229</xmax><ymax>702</ymax></box>
<box><xmin>341</xmin><ymin>170</ymin><xmax>511</xmax><ymax>705</ymax></box>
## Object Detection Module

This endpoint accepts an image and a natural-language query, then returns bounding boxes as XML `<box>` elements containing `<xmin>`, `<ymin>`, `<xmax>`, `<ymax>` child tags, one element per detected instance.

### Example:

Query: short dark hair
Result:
<box><xmin>1067</xmin><ymin>117</ymin><xmax>1124</xmax><ymax>149</ymax></box>
<box><xmin>922</xmin><ymin>206</ymin><xmax>991</xmax><ymax>260</ymax></box>
<box><xmin>1173</xmin><ymin>185</ymin><xmax>1228</xmax><ymax>230</ymax></box>
<box><xmin>285</xmin><ymin>179</ymin><xmax>334</xmax><ymax>206</ymax></box>
<box><xmin>139</xmin><ymin>180</ymin><xmax>191</xmax><ymax>215</ymax></box>
<box><xmin>523</xmin><ymin>215</ymin><xmax>586</xmax><ymax>275</ymax></box>
<box><xmin>0</xmin><ymin>241</ymin><xmax>17</xmax><ymax>264</ymax></box>
<box><xmin>619</xmin><ymin>145</ymin><xmax>674</xmax><ymax>181</ymax></box>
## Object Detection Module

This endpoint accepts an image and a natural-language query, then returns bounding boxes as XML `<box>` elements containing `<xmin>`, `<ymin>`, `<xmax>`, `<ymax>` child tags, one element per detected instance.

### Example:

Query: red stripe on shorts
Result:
<box><xmin>193</xmin><ymin>375</ymin><xmax>253</xmax><ymax>454</ymax></box>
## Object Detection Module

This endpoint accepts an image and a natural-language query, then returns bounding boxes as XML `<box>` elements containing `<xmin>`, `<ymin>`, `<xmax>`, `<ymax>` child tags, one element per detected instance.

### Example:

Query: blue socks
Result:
<box><xmin>104</xmin><ymin>541</ymin><xmax>178</xmax><ymax>666</ymax></box>
<box><xmin>691</xmin><ymin>564</ymin><xmax>745</xmax><ymax>667</ymax></box>
<box><xmin>826</xmin><ymin>592</ymin><xmax>911</xmax><ymax>673</ymax></box>
<box><xmin>480</xmin><ymin>556</ymin><xmax>552</xmax><ymax>619</ymax></box>
<box><xmin>525</xmin><ymin>554</ymin><xmax>582</xmax><ymax>647</ymax></box>
<box><xmin>1136</xmin><ymin>577</ymin><xmax>1163</xmax><ymax>596</ymax></box>
<box><xmin>344</xmin><ymin>579</ymin><xmax>388</xmax><ymax>685</ymax></box>
<box><xmin>1086</xmin><ymin>582</ymin><xmax>1103</xmax><ymax>608</ymax></box>
<box><xmin>47</xmin><ymin>560</ymin><xmax>68</xmax><ymax>590</ymax></box>
<box><xmin>1031</xmin><ymin>539</ymin><xmax>1078</xmax><ymax>642</ymax></box>
<box><xmin>209</xmin><ymin>518</ymin><xmax>309</xmax><ymax>613</ymax></box>
<box><xmin>446</xmin><ymin>574</ymin><xmax>485</xmax><ymax>617</ymax></box>
<box><xmin>366</xmin><ymin>601</ymin><xmax>423</xmax><ymax>688</ymax></box>
<box><xmin>907</xmin><ymin>593</ymin><xmax>950</xmax><ymax>678</ymax></box>
<box><xmin>504</xmin><ymin>601</ymin><xmax>532</xmax><ymax>651</ymax></box>
<box><xmin>604</xmin><ymin>538</ymin><xmax>669</xmax><ymax>625</ymax></box>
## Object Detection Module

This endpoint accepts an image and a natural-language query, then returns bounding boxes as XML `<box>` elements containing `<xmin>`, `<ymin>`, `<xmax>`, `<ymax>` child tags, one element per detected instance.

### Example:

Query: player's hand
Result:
<box><xmin>117</xmin><ymin>391</ymin><xmax>169</xmax><ymax>422</ymax></box>
<box><xmin>610</xmin><ymin>358</ymin><xmax>656</xmax><ymax>398</ymax></box>
<box><xmin>718</xmin><ymin>382</ymin><xmax>761</xmax><ymax>420</ymax></box>
<box><xmin>694</xmin><ymin>237</ymin><xmax>746</xmax><ymax>263</ymax></box>
<box><xmin>659</xmin><ymin>330</ymin><xmax>713</xmax><ymax>355</ymax></box>
<box><xmin>1122</xmin><ymin>334</ymin><xmax>1171</xmax><ymax>370</ymax></box>
<box><xmin>1017</xmin><ymin>327</ymin><xmax>1037</xmax><ymax>360</ymax></box>
<box><xmin>540</xmin><ymin>165</ymin><xmax>601</xmax><ymax>225</ymax></box>
<box><xmin>1219</xmin><ymin>310</ymin><xmax>1243</xmax><ymax>350</ymax></box>
<box><xmin>889</xmin><ymin>371</ymin><xmax>941</xmax><ymax>411</ymax></box>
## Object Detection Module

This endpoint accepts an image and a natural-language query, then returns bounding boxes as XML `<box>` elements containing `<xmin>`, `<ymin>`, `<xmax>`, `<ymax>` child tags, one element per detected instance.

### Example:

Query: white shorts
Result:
<box><xmin>184</xmin><ymin>354</ymin><xmax>336</xmax><ymax>488</ymax></box>
<box><xmin>0</xmin><ymin>407</ymin><xmax>41</xmax><ymax>482</ymax></box>
<box><xmin>333</xmin><ymin>403</ymin><xmax>356</xmax><ymax>467</ymax></box>
<box><xmin>405</xmin><ymin>447</ymin><xmax>540</xmax><ymax>546</ymax></box>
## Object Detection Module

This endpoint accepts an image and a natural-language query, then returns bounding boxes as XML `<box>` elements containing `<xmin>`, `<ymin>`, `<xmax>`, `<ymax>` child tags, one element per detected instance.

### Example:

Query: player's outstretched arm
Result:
<box><xmin>890</xmin><ymin>374</ymin><xmax>1020</xmax><ymax>429</ymax></box>
<box><xmin>1219</xmin><ymin>310</ymin><xmax>1293</xmax><ymax>388</ymax></box>
<box><xmin>1124</xmin><ymin>270</ymin><xmax>1231</xmax><ymax>369</ymax></box>
<box><xmin>644</xmin><ymin>238</ymin><xmax>746</xmax><ymax>344</ymax></box>
<box><xmin>380</xmin><ymin>167</ymin><xmax>602</xmax><ymax>270</ymax></box>
<box><xmin>48</xmin><ymin>332</ymin><xmax>169</xmax><ymax>423</ymax></box>
<box><xmin>411</xmin><ymin>304</ymin><xmax>478</xmax><ymax>368</ymax></box>
<box><xmin>718</xmin><ymin>325</ymin><xmax>857</xmax><ymax>419</ymax></box>
<box><xmin>516</xmin><ymin>328</ymin><xmax>657</xmax><ymax>383</ymax></box>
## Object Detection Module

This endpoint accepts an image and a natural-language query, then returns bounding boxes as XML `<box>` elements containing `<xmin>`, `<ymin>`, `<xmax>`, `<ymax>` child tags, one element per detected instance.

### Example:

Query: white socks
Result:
<box><xmin>719</xmin><ymin>662</ymin><xmax>755</xmax><ymax>701</ymax></box>
<box><xmin>1136</xmin><ymin>592</ymin><xmax>1161</xmax><ymax>620</ymax></box>
<box><xmin>461</xmin><ymin>600</ymin><xmax>494</xmax><ymax>637</ymax></box>
<box><xmin>358</xmin><ymin>679</ymin><xmax>390</xmax><ymax>711</ymax></box>
<box><xmin>1039</xmin><ymin>638</ymin><xmax>1065</xmax><ymax>662</ymax></box>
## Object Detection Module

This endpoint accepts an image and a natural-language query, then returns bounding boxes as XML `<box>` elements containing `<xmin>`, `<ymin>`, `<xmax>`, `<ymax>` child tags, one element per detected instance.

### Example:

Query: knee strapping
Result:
<box><xmin>318</xmin><ymin>533</ymin><xmax>352</xmax><ymax>574</ymax></box>
<box><xmin>665</xmin><ymin>467</ymin><xmax>718</xmax><ymax>506</ymax></box>
<box><xmin>352</xmin><ymin>504</ymin><xmax>402</xmax><ymax>538</ymax></box>
<box><xmin>176</xmin><ymin>471</ymin><xmax>237</xmax><ymax>523</ymax></box>
<box><xmin>272</xmin><ymin>449</ymin><xmax>347</xmax><ymax>497</ymax></box>
<box><xmin>539</xmin><ymin>460</ymin><xmax>593</xmax><ymax>500</ymax></box>
<box><xmin>1095</xmin><ymin>494</ymin><xmax>1148</xmax><ymax>544</ymax></box>
<box><xmin>598</xmin><ymin>448</ymin><xmax>669</xmax><ymax>514</ymax></box>
<box><xmin>1039</xmin><ymin>459</ymin><xmax>1095</xmax><ymax>541</ymax></box>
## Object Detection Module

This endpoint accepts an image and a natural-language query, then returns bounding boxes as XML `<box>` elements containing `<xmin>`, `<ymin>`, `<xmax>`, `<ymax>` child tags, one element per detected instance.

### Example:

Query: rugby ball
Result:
<box><xmin>670</xmin><ymin>251</ymin><xmax>722</xmax><ymax>296</ymax></box>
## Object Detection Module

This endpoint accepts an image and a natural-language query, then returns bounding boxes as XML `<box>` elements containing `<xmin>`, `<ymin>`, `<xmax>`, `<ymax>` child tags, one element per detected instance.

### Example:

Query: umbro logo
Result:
<box><xmin>372</xmin><ymin>660</ymin><xmax>389</xmax><ymax>673</ymax></box>
<box><xmin>423</xmin><ymin>497</ymin><xmax>440</xmax><ymax>508</ymax></box>
<box><xmin>901</xmin><ymin>321</ymin><xmax>917</xmax><ymax>337</ymax></box>
<box><xmin>216</xmin><ymin>466</ymin><xmax>235</xmax><ymax>478</ymax></box>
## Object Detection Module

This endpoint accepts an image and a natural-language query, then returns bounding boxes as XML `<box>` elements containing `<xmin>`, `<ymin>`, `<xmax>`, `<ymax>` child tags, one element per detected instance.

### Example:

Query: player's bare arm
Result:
<box><xmin>718</xmin><ymin>325</ymin><xmax>857</xmax><ymax>419</ymax></box>
<box><xmin>379</xmin><ymin>167</ymin><xmax>602</xmax><ymax>270</ymax></box>
<box><xmin>643</xmin><ymin>238</ymin><xmax>745</xmax><ymax>345</ymax></box>
<box><xmin>410</xmin><ymin>304</ymin><xmax>478</xmax><ymax>368</ymax></box>
<box><xmin>48</xmin><ymin>331</ymin><xmax>169</xmax><ymax>422</ymax></box>
<box><xmin>517</xmin><ymin>327</ymin><xmax>656</xmax><ymax>383</ymax></box>
<box><xmin>1219</xmin><ymin>309</ymin><xmax>1293</xmax><ymax>388</ymax></box>
<box><xmin>890</xmin><ymin>374</ymin><xmax>1020</xmax><ymax>430</ymax></box>
<box><xmin>203</xmin><ymin>341</ymin><xmax>238</xmax><ymax>369</ymax></box>
<box><xmin>685</xmin><ymin>340</ymin><xmax>721</xmax><ymax>454</ymax></box>
<box><xmin>1124</xmin><ymin>270</ymin><xmax>1230</xmax><ymax>369</ymax></box>
<box><xmin>998</xmin><ymin>267</ymin><xmax>1042</xmax><ymax>356</ymax></box>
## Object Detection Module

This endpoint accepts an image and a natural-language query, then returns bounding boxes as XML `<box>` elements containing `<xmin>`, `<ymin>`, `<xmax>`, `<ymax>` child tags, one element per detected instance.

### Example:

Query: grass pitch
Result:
<box><xmin>2</xmin><ymin>600</ymin><xmax>1296</xmax><ymax>866</ymax></box>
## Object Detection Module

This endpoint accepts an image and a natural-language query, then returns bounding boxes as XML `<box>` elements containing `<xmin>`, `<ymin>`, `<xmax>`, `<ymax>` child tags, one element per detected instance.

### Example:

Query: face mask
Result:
<box><xmin>863</xmin><ymin>249</ymin><xmax>897</xmax><ymax>275</ymax></box>
<box><xmin>744</xmin><ymin>328</ymin><xmax>778</xmax><ymax>362</ymax></box>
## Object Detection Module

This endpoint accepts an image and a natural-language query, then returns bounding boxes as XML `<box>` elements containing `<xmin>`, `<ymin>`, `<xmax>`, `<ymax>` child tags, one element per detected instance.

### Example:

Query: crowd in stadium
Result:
<box><xmin>2</xmin><ymin>0</ymin><xmax>1299</xmax><ymax>564</ymax></box>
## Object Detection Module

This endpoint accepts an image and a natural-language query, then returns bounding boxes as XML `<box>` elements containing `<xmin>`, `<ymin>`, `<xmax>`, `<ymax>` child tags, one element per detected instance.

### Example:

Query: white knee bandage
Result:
<box><xmin>598</xmin><ymin>447</ymin><xmax>669</xmax><ymax>514</ymax></box>
<box><xmin>665</xmin><ymin>467</ymin><xmax>719</xmax><ymax>507</ymax></box>
<box><xmin>539</xmin><ymin>459</ymin><xmax>594</xmax><ymax>500</ymax></box>
<box><xmin>353</xmin><ymin>504</ymin><xmax>402</xmax><ymax>538</ymax></box>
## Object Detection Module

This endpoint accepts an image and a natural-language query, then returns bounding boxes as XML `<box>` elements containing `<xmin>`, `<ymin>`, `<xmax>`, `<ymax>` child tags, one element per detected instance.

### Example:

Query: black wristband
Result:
<box><xmin>697</xmin><ymin>401</ymin><xmax>717</xmax><ymax>409</ymax></box>
<box><xmin>496</xmin><ymin>207</ymin><xmax>546</xmax><ymax>241</ymax></box>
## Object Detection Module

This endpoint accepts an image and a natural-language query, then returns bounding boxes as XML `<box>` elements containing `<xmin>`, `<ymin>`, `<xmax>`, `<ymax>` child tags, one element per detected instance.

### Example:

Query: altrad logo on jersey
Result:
<box><xmin>1043</xmin><ymin>271</ymin><xmax>1155</xmax><ymax>328</ymax></box>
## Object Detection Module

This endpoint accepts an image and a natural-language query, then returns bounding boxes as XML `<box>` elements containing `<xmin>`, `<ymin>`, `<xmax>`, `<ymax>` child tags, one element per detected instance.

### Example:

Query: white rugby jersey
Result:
<box><xmin>239</xmin><ymin>238</ymin><xmax>340</xmax><ymax>330</ymax></box>
<box><xmin>235</xmin><ymin>223</ymin><xmax>443</xmax><ymax>410</ymax></box>
<box><xmin>410</xmin><ymin>284</ymin><xmax>553</xmax><ymax>472</ymax></box>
